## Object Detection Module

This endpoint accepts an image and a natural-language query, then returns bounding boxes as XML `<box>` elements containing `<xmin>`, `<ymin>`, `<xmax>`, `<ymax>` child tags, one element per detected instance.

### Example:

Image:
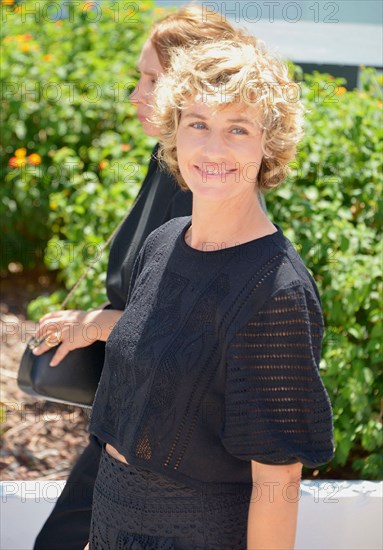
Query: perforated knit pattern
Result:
<box><xmin>223</xmin><ymin>284</ymin><xmax>333</xmax><ymax>466</ymax></box>
<box><xmin>90</xmin><ymin>218</ymin><xmax>334</xmax><ymax>488</ymax></box>
<box><xmin>89</xmin><ymin>450</ymin><xmax>250</xmax><ymax>549</ymax></box>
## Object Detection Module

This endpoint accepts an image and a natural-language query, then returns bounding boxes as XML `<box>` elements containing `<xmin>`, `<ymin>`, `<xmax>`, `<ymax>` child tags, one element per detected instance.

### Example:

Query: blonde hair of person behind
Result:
<box><xmin>153</xmin><ymin>39</ymin><xmax>305</xmax><ymax>191</ymax></box>
<box><xmin>150</xmin><ymin>3</ymin><xmax>253</xmax><ymax>70</ymax></box>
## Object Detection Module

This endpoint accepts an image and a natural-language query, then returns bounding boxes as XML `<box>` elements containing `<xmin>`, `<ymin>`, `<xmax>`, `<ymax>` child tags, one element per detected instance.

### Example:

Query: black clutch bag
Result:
<box><xmin>16</xmin><ymin>214</ymin><xmax>130</xmax><ymax>408</ymax></box>
<box><xmin>18</xmin><ymin>339</ymin><xmax>106</xmax><ymax>408</ymax></box>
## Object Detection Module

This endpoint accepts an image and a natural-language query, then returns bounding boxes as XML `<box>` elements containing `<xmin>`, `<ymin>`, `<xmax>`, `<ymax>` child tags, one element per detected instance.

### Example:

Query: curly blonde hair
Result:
<box><xmin>153</xmin><ymin>38</ymin><xmax>305</xmax><ymax>190</ymax></box>
<box><xmin>149</xmin><ymin>4</ymin><xmax>254</xmax><ymax>70</ymax></box>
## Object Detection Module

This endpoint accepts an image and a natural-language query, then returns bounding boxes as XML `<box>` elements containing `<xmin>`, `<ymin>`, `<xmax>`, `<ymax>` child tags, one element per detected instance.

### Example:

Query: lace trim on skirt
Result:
<box><xmin>89</xmin><ymin>449</ymin><xmax>251</xmax><ymax>549</ymax></box>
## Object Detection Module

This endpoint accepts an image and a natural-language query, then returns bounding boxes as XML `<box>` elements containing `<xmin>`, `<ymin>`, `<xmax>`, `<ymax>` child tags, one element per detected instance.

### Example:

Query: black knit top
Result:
<box><xmin>90</xmin><ymin>217</ymin><xmax>334</xmax><ymax>488</ymax></box>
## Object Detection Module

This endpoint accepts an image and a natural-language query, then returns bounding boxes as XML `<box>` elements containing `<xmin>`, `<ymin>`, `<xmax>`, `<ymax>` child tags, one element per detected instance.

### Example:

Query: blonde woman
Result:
<box><xmin>33</xmin><ymin>6</ymin><xmax>258</xmax><ymax>550</ymax></box>
<box><xmin>87</xmin><ymin>39</ymin><xmax>334</xmax><ymax>549</ymax></box>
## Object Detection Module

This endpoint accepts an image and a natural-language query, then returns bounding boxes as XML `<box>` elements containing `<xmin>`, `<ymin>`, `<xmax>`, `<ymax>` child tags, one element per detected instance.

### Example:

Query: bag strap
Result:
<box><xmin>60</xmin><ymin>211</ymin><xmax>130</xmax><ymax>309</ymax></box>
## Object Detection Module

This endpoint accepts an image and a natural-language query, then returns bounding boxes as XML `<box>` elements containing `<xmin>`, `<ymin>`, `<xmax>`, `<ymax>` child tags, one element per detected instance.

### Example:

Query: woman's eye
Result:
<box><xmin>190</xmin><ymin>122</ymin><xmax>206</xmax><ymax>130</ymax></box>
<box><xmin>231</xmin><ymin>127</ymin><xmax>248</xmax><ymax>135</ymax></box>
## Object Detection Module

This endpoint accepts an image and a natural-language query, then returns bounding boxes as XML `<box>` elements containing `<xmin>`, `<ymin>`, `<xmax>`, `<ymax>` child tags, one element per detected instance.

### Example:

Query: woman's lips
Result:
<box><xmin>194</xmin><ymin>165</ymin><xmax>237</xmax><ymax>180</ymax></box>
<box><xmin>137</xmin><ymin>113</ymin><xmax>148</xmax><ymax>123</ymax></box>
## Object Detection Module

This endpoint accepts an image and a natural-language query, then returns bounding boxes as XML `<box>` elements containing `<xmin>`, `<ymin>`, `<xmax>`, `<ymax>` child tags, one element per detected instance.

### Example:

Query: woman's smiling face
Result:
<box><xmin>176</xmin><ymin>100</ymin><xmax>264</xmax><ymax>202</ymax></box>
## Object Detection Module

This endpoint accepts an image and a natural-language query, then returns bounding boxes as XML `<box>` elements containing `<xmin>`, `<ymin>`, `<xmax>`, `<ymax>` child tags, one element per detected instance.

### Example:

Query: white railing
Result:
<box><xmin>1</xmin><ymin>480</ymin><xmax>382</xmax><ymax>550</ymax></box>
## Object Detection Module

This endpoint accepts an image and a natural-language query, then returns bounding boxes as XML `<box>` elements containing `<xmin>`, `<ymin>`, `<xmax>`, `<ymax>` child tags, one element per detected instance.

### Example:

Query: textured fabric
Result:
<box><xmin>90</xmin><ymin>217</ymin><xmax>334</xmax><ymax>488</ymax></box>
<box><xmin>89</xmin><ymin>449</ymin><xmax>250</xmax><ymax>550</ymax></box>
<box><xmin>34</xmin><ymin>147</ymin><xmax>192</xmax><ymax>550</ymax></box>
<box><xmin>223</xmin><ymin>284</ymin><xmax>332</xmax><ymax>465</ymax></box>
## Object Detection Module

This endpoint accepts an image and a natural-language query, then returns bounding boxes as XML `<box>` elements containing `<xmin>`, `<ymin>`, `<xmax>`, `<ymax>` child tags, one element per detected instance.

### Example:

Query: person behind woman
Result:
<box><xmin>87</xmin><ymin>37</ymin><xmax>334</xmax><ymax>549</ymax></box>
<box><xmin>33</xmin><ymin>6</ymin><xmax>257</xmax><ymax>550</ymax></box>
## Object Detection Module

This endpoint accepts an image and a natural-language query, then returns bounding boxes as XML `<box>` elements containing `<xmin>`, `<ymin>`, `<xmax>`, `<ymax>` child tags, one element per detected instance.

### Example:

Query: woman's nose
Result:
<box><xmin>130</xmin><ymin>82</ymin><xmax>142</xmax><ymax>105</ymax></box>
<box><xmin>202</xmin><ymin>132</ymin><xmax>228</xmax><ymax>161</ymax></box>
<box><xmin>130</xmin><ymin>87</ymin><xmax>138</xmax><ymax>104</ymax></box>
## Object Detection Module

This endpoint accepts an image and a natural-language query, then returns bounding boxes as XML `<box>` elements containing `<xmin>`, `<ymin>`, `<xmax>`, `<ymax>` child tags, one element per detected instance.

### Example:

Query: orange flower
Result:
<box><xmin>377</xmin><ymin>101</ymin><xmax>383</xmax><ymax>109</ymax></box>
<box><xmin>43</xmin><ymin>54</ymin><xmax>53</xmax><ymax>62</ymax></box>
<box><xmin>23</xmin><ymin>33</ymin><xmax>33</xmax><ymax>40</ymax></box>
<box><xmin>98</xmin><ymin>160</ymin><xmax>108</xmax><ymax>169</ymax></box>
<box><xmin>9</xmin><ymin>156</ymin><xmax>26</xmax><ymax>168</ymax></box>
<box><xmin>20</xmin><ymin>43</ymin><xmax>31</xmax><ymax>53</ymax></box>
<box><xmin>15</xmin><ymin>148</ymin><xmax>27</xmax><ymax>158</ymax></box>
<box><xmin>82</xmin><ymin>2</ymin><xmax>96</xmax><ymax>10</ymax></box>
<box><xmin>2</xmin><ymin>0</ymin><xmax>15</xmax><ymax>5</ymax></box>
<box><xmin>28</xmin><ymin>153</ymin><xmax>42</xmax><ymax>166</ymax></box>
<box><xmin>121</xmin><ymin>144</ymin><xmax>131</xmax><ymax>152</ymax></box>
<box><xmin>335</xmin><ymin>86</ymin><xmax>347</xmax><ymax>96</ymax></box>
<box><xmin>55</xmin><ymin>20</ymin><xmax>63</xmax><ymax>26</ymax></box>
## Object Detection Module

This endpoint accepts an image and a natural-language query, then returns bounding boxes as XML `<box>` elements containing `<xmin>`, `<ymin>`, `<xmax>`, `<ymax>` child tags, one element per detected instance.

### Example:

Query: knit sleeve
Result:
<box><xmin>221</xmin><ymin>284</ymin><xmax>334</xmax><ymax>467</ymax></box>
<box><xmin>125</xmin><ymin>244</ymin><xmax>147</xmax><ymax>307</ymax></box>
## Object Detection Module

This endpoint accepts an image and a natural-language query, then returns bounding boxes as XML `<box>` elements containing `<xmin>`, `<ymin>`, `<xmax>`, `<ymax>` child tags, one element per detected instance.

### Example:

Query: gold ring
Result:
<box><xmin>45</xmin><ymin>334</ymin><xmax>60</xmax><ymax>348</ymax></box>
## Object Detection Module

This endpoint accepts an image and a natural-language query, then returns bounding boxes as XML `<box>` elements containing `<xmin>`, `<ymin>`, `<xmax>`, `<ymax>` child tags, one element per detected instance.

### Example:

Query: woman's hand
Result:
<box><xmin>32</xmin><ymin>308</ymin><xmax>123</xmax><ymax>366</ymax></box>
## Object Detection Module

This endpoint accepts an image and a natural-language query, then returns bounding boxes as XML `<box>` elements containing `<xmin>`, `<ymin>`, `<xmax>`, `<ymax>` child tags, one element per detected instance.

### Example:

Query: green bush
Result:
<box><xmin>267</xmin><ymin>68</ymin><xmax>382</xmax><ymax>479</ymax></box>
<box><xmin>2</xmin><ymin>1</ymin><xmax>382</xmax><ymax>479</ymax></box>
<box><xmin>1</xmin><ymin>0</ymin><xmax>159</xmax><ymax>273</ymax></box>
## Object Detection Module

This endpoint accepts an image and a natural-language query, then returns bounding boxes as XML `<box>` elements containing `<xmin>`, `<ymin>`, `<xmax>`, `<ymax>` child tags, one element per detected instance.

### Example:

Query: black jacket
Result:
<box><xmin>106</xmin><ymin>145</ymin><xmax>192</xmax><ymax>309</ymax></box>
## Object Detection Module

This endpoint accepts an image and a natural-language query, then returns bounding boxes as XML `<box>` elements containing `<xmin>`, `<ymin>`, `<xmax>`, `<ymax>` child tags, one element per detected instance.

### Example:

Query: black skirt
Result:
<box><xmin>89</xmin><ymin>449</ymin><xmax>252</xmax><ymax>550</ymax></box>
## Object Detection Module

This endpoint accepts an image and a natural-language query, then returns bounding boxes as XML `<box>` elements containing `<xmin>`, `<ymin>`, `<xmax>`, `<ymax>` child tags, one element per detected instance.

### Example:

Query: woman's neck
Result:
<box><xmin>187</xmin><ymin>193</ymin><xmax>276</xmax><ymax>251</ymax></box>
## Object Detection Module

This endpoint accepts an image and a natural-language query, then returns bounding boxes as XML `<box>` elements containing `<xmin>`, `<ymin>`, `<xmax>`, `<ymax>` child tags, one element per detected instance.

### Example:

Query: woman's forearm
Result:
<box><xmin>85</xmin><ymin>309</ymin><xmax>123</xmax><ymax>342</ymax></box>
<box><xmin>247</xmin><ymin>461</ymin><xmax>302</xmax><ymax>550</ymax></box>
